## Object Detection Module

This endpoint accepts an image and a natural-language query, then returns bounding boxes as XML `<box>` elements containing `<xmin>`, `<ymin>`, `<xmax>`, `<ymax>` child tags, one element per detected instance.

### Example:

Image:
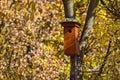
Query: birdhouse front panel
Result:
<box><xmin>61</xmin><ymin>22</ymin><xmax>80</xmax><ymax>56</ymax></box>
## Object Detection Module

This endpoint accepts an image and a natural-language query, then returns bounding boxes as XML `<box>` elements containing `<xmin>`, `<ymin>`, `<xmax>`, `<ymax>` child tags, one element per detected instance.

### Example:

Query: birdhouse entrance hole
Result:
<box><xmin>68</xmin><ymin>29</ymin><xmax>72</xmax><ymax>33</ymax></box>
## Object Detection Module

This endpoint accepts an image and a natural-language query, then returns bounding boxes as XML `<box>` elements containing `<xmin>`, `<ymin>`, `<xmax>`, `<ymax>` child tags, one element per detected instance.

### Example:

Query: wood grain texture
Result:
<box><xmin>61</xmin><ymin>22</ymin><xmax>80</xmax><ymax>56</ymax></box>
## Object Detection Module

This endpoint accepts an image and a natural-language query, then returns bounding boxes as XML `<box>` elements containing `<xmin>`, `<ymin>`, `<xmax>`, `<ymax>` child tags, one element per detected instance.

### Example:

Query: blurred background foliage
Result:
<box><xmin>0</xmin><ymin>0</ymin><xmax>120</xmax><ymax>80</ymax></box>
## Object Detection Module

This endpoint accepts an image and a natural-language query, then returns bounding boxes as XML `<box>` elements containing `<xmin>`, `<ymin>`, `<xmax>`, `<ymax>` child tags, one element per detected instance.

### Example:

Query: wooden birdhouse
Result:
<box><xmin>61</xmin><ymin>21</ymin><xmax>80</xmax><ymax>56</ymax></box>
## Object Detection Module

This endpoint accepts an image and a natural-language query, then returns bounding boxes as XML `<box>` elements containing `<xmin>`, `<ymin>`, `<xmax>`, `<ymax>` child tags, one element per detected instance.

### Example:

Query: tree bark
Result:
<box><xmin>62</xmin><ymin>0</ymin><xmax>99</xmax><ymax>80</ymax></box>
<box><xmin>62</xmin><ymin>0</ymin><xmax>75</xmax><ymax>19</ymax></box>
<box><xmin>77</xmin><ymin>0</ymin><xmax>99</xmax><ymax>80</ymax></box>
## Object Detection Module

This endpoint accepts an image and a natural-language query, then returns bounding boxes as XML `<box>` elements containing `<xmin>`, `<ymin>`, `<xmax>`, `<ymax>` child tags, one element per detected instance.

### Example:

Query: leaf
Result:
<box><xmin>30</xmin><ymin>2</ymin><xmax>36</xmax><ymax>12</ymax></box>
<box><xmin>30</xmin><ymin>12</ymin><xmax>34</xmax><ymax>21</ymax></box>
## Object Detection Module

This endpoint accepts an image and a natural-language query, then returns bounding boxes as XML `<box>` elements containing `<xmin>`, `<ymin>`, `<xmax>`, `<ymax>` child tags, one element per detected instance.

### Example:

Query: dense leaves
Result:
<box><xmin>0</xmin><ymin>0</ymin><xmax>120</xmax><ymax>80</ymax></box>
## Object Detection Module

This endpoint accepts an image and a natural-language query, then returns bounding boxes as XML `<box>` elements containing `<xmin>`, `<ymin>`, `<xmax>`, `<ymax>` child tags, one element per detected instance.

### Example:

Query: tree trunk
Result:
<box><xmin>62</xmin><ymin>0</ymin><xmax>75</xmax><ymax>19</ymax></box>
<box><xmin>62</xmin><ymin>0</ymin><xmax>99</xmax><ymax>80</ymax></box>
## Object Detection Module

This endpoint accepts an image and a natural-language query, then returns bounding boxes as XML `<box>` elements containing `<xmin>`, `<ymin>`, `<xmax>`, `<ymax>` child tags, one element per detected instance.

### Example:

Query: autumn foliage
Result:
<box><xmin>0</xmin><ymin>0</ymin><xmax>120</xmax><ymax>80</ymax></box>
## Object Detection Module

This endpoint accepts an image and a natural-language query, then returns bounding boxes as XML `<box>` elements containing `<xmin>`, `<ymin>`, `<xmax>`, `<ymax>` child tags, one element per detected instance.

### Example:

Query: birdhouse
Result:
<box><xmin>61</xmin><ymin>22</ymin><xmax>80</xmax><ymax>56</ymax></box>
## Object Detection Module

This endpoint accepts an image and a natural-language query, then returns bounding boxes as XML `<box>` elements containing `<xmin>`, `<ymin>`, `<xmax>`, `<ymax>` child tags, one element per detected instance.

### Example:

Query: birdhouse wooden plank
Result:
<box><xmin>61</xmin><ymin>22</ymin><xmax>80</xmax><ymax>56</ymax></box>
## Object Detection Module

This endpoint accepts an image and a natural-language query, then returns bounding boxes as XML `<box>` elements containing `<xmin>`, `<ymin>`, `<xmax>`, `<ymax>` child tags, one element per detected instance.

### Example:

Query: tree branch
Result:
<box><xmin>95</xmin><ymin>40</ymin><xmax>112</xmax><ymax>79</ymax></box>
<box><xmin>77</xmin><ymin>0</ymin><xmax>99</xmax><ymax>79</ymax></box>
<box><xmin>100</xmin><ymin>0</ymin><xmax>120</xmax><ymax>19</ymax></box>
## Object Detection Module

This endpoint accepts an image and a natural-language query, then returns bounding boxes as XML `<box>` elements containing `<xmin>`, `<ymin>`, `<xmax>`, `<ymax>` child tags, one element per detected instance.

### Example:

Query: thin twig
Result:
<box><xmin>95</xmin><ymin>40</ymin><xmax>112</xmax><ymax>79</ymax></box>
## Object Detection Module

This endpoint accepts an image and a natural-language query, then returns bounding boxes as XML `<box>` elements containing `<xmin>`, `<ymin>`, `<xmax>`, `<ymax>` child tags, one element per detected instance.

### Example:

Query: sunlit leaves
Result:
<box><xmin>0</xmin><ymin>0</ymin><xmax>69</xmax><ymax>80</ymax></box>
<box><xmin>0</xmin><ymin>0</ymin><xmax>120</xmax><ymax>80</ymax></box>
